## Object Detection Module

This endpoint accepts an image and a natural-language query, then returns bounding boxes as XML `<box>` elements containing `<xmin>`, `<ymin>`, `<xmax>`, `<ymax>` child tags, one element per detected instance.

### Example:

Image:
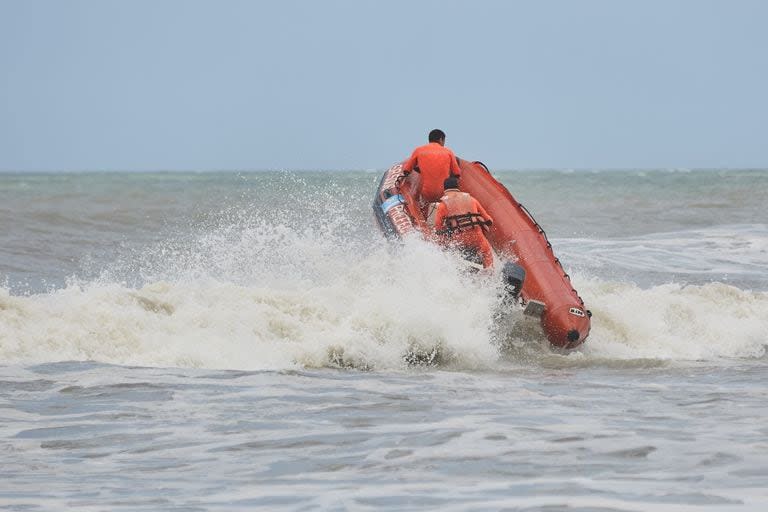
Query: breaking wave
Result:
<box><xmin>578</xmin><ymin>278</ymin><xmax>768</xmax><ymax>361</ymax></box>
<box><xmin>2</xmin><ymin>234</ymin><xmax>766</xmax><ymax>371</ymax></box>
<box><xmin>1</xmin><ymin>174</ymin><xmax>766</xmax><ymax>370</ymax></box>
<box><xmin>0</xmin><ymin>240</ymin><xmax>501</xmax><ymax>371</ymax></box>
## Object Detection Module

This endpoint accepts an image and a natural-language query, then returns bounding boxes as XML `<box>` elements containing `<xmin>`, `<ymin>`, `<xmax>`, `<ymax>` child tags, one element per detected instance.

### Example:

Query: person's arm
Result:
<box><xmin>402</xmin><ymin>148</ymin><xmax>418</xmax><ymax>173</ymax></box>
<box><xmin>434</xmin><ymin>202</ymin><xmax>446</xmax><ymax>229</ymax></box>
<box><xmin>474</xmin><ymin>199</ymin><xmax>493</xmax><ymax>225</ymax></box>
<box><xmin>449</xmin><ymin>149</ymin><xmax>461</xmax><ymax>177</ymax></box>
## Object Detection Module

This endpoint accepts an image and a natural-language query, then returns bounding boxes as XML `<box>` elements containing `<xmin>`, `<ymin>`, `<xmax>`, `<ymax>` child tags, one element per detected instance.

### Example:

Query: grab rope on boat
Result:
<box><xmin>517</xmin><ymin>201</ymin><xmax>588</xmax><ymax>311</ymax></box>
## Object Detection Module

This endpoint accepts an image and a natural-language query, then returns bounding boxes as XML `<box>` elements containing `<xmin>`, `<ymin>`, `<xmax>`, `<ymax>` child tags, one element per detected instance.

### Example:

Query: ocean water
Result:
<box><xmin>1</xmin><ymin>169</ymin><xmax>767</xmax><ymax>510</ymax></box>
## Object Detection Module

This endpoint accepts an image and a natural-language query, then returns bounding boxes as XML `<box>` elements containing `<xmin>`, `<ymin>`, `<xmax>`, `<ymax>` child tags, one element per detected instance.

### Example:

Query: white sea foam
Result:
<box><xmin>0</xmin><ymin>235</ymin><xmax>502</xmax><ymax>371</ymax></box>
<box><xmin>2</xmin><ymin>264</ymin><xmax>766</xmax><ymax>370</ymax></box>
<box><xmin>578</xmin><ymin>277</ymin><xmax>768</xmax><ymax>360</ymax></box>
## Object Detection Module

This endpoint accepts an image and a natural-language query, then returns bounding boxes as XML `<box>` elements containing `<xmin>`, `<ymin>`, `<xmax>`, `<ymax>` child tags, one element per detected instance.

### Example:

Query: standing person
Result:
<box><xmin>402</xmin><ymin>129</ymin><xmax>462</xmax><ymax>205</ymax></box>
<box><xmin>434</xmin><ymin>177</ymin><xmax>495</xmax><ymax>268</ymax></box>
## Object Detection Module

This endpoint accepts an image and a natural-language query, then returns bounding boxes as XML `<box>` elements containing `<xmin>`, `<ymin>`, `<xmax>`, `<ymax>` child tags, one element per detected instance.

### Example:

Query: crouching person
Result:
<box><xmin>433</xmin><ymin>177</ymin><xmax>494</xmax><ymax>268</ymax></box>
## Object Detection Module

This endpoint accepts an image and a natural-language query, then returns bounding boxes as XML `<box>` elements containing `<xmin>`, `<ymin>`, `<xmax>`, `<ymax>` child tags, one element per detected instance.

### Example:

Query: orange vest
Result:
<box><xmin>438</xmin><ymin>191</ymin><xmax>483</xmax><ymax>233</ymax></box>
<box><xmin>441</xmin><ymin>191</ymin><xmax>475</xmax><ymax>215</ymax></box>
<box><xmin>434</xmin><ymin>190</ymin><xmax>495</xmax><ymax>268</ymax></box>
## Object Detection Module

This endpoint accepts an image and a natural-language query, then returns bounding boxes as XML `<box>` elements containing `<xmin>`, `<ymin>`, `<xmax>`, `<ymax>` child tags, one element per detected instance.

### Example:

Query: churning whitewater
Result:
<box><xmin>1</xmin><ymin>170</ymin><xmax>767</xmax><ymax>370</ymax></box>
<box><xmin>1</xmin><ymin>243</ymin><xmax>767</xmax><ymax>371</ymax></box>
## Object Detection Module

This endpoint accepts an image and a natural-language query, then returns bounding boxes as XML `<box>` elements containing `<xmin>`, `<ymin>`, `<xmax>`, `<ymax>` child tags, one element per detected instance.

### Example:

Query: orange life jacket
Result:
<box><xmin>434</xmin><ymin>190</ymin><xmax>494</xmax><ymax>268</ymax></box>
<box><xmin>436</xmin><ymin>191</ymin><xmax>488</xmax><ymax>235</ymax></box>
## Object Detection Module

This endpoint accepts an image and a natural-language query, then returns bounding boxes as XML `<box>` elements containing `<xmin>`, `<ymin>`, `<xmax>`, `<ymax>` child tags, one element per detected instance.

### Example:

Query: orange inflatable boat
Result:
<box><xmin>373</xmin><ymin>159</ymin><xmax>591</xmax><ymax>349</ymax></box>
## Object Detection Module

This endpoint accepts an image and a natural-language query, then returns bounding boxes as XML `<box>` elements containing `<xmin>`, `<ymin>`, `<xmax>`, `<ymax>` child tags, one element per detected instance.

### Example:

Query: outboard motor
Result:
<box><xmin>501</xmin><ymin>261</ymin><xmax>526</xmax><ymax>301</ymax></box>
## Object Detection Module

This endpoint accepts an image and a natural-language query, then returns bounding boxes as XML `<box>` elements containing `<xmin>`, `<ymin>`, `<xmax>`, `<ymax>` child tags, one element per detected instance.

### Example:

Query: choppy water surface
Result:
<box><xmin>1</xmin><ymin>169</ymin><xmax>767</xmax><ymax>510</ymax></box>
<box><xmin>2</xmin><ymin>361</ymin><xmax>767</xmax><ymax>511</ymax></box>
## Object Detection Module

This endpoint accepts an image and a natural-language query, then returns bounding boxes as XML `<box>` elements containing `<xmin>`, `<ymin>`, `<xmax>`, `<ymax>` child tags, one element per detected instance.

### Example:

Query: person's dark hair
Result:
<box><xmin>443</xmin><ymin>176</ymin><xmax>460</xmax><ymax>191</ymax></box>
<box><xmin>428</xmin><ymin>129</ymin><xmax>446</xmax><ymax>143</ymax></box>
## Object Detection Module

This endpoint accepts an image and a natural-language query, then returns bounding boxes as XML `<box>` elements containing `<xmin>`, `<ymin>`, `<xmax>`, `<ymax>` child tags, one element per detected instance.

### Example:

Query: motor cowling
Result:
<box><xmin>501</xmin><ymin>261</ymin><xmax>526</xmax><ymax>300</ymax></box>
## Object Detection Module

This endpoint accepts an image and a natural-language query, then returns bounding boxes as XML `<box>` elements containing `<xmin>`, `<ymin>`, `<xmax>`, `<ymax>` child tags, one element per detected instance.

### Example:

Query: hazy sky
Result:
<box><xmin>1</xmin><ymin>0</ymin><xmax>767</xmax><ymax>171</ymax></box>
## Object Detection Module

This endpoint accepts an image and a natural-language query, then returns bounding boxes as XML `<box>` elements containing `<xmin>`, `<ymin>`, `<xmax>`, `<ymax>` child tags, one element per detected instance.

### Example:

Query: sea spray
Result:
<box><xmin>0</xmin><ymin>234</ymin><xmax>503</xmax><ymax>370</ymax></box>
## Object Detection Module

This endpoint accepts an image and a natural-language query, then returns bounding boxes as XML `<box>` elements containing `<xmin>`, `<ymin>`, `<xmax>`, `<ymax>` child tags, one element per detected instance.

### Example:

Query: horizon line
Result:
<box><xmin>2</xmin><ymin>167</ymin><xmax>767</xmax><ymax>174</ymax></box>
